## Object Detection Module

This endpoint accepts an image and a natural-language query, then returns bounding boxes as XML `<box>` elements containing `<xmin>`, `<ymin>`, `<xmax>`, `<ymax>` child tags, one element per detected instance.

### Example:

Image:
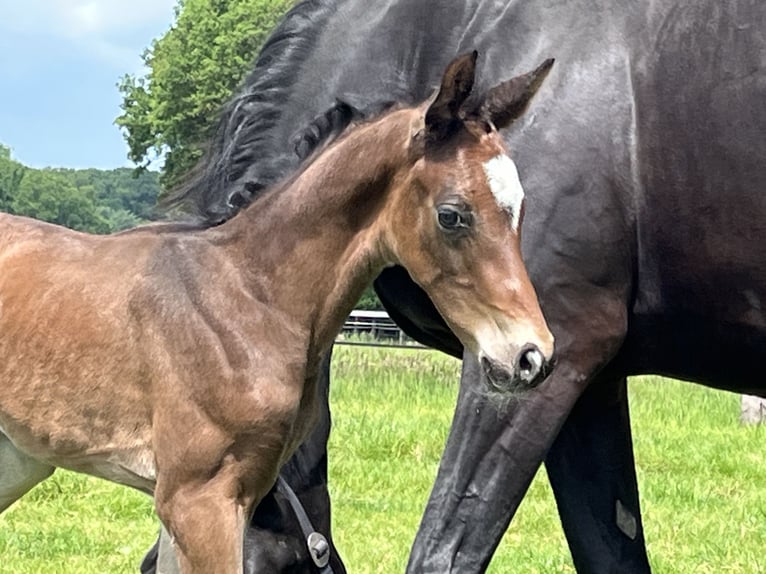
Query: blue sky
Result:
<box><xmin>0</xmin><ymin>0</ymin><xmax>176</xmax><ymax>169</ymax></box>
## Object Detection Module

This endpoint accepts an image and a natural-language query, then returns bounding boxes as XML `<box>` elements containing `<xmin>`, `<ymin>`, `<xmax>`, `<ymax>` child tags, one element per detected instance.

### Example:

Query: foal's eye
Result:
<box><xmin>437</xmin><ymin>205</ymin><xmax>471</xmax><ymax>231</ymax></box>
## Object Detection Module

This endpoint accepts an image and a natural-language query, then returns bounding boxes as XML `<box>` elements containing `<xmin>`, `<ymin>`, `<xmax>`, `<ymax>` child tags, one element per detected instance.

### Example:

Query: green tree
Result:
<box><xmin>117</xmin><ymin>0</ymin><xmax>293</xmax><ymax>190</ymax></box>
<box><xmin>0</xmin><ymin>145</ymin><xmax>160</xmax><ymax>233</ymax></box>
<box><xmin>357</xmin><ymin>286</ymin><xmax>384</xmax><ymax>311</ymax></box>
<box><xmin>12</xmin><ymin>169</ymin><xmax>111</xmax><ymax>233</ymax></box>
<box><xmin>0</xmin><ymin>144</ymin><xmax>25</xmax><ymax>214</ymax></box>
<box><xmin>52</xmin><ymin>167</ymin><xmax>161</xmax><ymax>229</ymax></box>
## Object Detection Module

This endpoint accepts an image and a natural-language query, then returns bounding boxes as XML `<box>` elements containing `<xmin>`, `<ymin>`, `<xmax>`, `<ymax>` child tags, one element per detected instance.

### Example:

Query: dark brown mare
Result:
<box><xmin>139</xmin><ymin>1</ymin><xmax>766</xmax><ymax>572</ymax></box>
<box><xmin>0</xmin><ymin>54</ymin><xmax>554</xmax><ymax>573</ymax></box>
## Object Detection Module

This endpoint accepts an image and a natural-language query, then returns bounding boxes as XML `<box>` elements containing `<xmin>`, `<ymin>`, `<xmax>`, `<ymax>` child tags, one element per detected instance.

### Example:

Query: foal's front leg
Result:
<box><xmin>154</xmin><ymin>450</ymin><xmax>280</xmax><ymax>574</ymax></box>
<box><xmin>155</xmin><ymin>477</ymin><xmax>248</xmax><ymax>574</ymax></box>
<box><xmin>153</xmin><ymin>419</ymin><xmax>286</xmax><ymax>574</ymax></box>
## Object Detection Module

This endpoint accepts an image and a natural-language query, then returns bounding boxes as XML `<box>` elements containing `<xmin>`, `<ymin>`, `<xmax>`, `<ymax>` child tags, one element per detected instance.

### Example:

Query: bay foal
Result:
<box><xmin>0</xmin><ymin>53</ymin><xmax>554</xmax><ymax>573</ymax></box>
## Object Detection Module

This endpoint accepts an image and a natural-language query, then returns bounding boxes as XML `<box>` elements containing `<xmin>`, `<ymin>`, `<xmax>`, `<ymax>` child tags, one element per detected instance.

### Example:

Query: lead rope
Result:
<box><xmin>276</xmin><ymin>475</ymin><xmax>335</xmax><ymax>574</ymax></box>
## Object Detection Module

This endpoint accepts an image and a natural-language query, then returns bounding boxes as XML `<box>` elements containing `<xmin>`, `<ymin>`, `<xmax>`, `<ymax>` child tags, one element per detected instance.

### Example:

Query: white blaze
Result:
<box><xmin>483</xmin><ymin>155</ymin><xmax>525</xmax><ymax>230</ymax></box>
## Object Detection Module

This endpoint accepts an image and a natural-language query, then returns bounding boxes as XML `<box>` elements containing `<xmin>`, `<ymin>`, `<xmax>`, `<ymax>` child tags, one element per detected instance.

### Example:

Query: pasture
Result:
<box><xmin>0</xmin><ymin>346</ymin><xmax>763</xmax><ymax>573</ymax></box>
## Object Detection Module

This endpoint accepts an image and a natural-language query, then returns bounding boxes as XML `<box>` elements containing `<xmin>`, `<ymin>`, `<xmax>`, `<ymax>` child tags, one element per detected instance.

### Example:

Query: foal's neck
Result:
<box><xmin>223</xmin><ymin>110</ymin><xmax>414</xmax><ymax>369</ymax></box>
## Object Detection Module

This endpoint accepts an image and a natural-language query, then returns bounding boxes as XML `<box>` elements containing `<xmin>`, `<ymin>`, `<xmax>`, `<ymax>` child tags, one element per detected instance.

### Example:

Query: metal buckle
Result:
<box><xmin>307</xmin><ymin>531</ymin><xmax>330</xmax><ymax>568</ymax></box>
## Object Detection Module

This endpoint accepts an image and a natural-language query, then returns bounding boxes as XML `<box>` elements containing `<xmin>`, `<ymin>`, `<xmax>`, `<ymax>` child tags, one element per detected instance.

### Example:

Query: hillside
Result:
<box><xmin>0</xmin><ymin>144</ymin><xmax>160</xmax><ymax>233</ymax></box>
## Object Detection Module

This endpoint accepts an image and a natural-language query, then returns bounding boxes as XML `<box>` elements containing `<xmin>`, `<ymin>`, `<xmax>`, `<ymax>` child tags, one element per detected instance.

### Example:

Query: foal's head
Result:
<box><xmin>386</xmin><ymin>52</ymin><xmax>555</xmax><ymax>392</ymax></box>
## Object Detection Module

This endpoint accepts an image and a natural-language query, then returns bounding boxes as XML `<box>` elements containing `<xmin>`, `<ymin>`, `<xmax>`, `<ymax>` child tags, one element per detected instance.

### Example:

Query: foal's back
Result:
<box><xmin>0</xmin><ymin>213</ymin><xmax>210</xmax><ymax>490</ymax></box>
<box><xmin>0</xmin><ymin>210</ymin><xmax>302</xmax><ymax>491</ymax></box>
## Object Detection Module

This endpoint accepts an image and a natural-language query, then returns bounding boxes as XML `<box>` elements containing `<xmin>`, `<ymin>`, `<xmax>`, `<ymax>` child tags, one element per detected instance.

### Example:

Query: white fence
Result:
<box><xmin>741</xmin><ymin>395</ymin><xmax>766</xmax><ymax>424</ymax></box>
<box><xmin>337</xmin><ymin>310</ymin><xmax>427</xmax><ymax>349</ymax></box>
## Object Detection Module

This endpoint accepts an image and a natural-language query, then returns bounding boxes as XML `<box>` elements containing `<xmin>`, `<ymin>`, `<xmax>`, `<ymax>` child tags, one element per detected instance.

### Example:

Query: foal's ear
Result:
<box><xmin>425</xmin><ymin>51</ymin><xmax>478</xmax><ymax>141</ymax></box>
<box><xmin>479</xmin><ymin>58</ymin><xmax>554</xmax><ymax>129</ymax></box>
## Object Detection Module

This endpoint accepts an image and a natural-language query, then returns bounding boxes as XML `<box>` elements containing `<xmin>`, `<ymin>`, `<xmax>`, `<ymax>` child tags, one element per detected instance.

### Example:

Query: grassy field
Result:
<box><xmin>1</xmin><ymin>346</ymin><xmax>764</xmax><ymax>573</ymax></box>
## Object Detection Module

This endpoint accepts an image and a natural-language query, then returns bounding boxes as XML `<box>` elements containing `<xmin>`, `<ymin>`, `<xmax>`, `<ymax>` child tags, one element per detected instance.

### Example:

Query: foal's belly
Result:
<box><xmin>64</xmin><ymin>447</ymin><xmax>157</xmax><ymax>493</ymax></box>
<box><xmin>0</xmin><ymin>417</ymin><xmax>157</xmax><ymax>494</ymax></box>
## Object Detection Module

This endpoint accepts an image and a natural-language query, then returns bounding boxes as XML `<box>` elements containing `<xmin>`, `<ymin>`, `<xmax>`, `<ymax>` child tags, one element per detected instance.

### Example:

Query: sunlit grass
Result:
<box><xmin>328</xmin><ymin>348</ymin><xmax>766</xmax><ymax>574</ymax></box>
<box><xmin>0</xmin><ymin>346</ymin><xmax>763</xmax><ymax>573</ymax></box>
<box><xmin>0</xmin><ymin>472</ymin><xmax>156</xmax><ymax>573</ymax></box>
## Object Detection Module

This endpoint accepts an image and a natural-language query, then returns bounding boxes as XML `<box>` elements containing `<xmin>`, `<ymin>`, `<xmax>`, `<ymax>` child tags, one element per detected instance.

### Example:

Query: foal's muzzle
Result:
<box><xmin>480</xmin><ymin>344</ymin><xmax>553</xmax><ymax>392</ymax></box>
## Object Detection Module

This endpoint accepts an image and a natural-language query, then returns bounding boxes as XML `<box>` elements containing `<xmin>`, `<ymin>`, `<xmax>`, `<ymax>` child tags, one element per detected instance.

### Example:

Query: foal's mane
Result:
<box><xmin>231</xmin><ymin>98</ymin><xmax>400</xmax><ymax>214</ymax></box>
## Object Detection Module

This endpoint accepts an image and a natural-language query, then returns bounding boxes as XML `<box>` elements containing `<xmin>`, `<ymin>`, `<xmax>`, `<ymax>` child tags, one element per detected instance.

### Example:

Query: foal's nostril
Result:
<box><xmin>481</xmin><ymin>346</ymin><xmax>550</xmax><ymax>393</ymax></box>
<box><xmin>516</xmin><ymin>344</ymin><xmax>544</xmax><ymax>384</ymax></box>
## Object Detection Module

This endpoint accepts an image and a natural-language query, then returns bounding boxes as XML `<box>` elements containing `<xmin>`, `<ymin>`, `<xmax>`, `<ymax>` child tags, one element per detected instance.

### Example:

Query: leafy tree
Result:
<box><xmin>117</xmin><ymin>0</ymin><xmax>294</xmax><ymax>190</ymax></box>
<box><xmin>51</xmin><ymin>167</ymin><xmax>161</xmax><ymax>227</ymax></box>
<box><xmin>0</xmin><ymin>144</ymin><xmax>25</xmax><ymax>214</ymax></box>
<box><xmin>356</xmin><ymin>286</ymin><xmax>384</xmax><ymax>311</ymax></box>
<box><xmin>12</xmin><ymin>169</ymin><xmax>111</xmax><ymax>233</ymax></box>
<box><xmin>0</xmin><ymin>144</ymin><xmax>161</xmax><ymax>233</ymax></box>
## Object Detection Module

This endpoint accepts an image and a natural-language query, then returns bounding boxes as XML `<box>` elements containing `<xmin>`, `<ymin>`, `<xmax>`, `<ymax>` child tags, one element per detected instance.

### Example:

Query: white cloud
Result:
<box><xmin>4</xmin><ymin>0</ymin><xmax>176</xmax><ymax>37</ymax></box>
<box><xmin>69</xmin><ymin>2</ymin><xmax>104</xmax><ymax>36</ymax></box>
<box><xmin>2</xmin><ymin>0</ymin><xmax>177</xmax><ymax>69</ymax></box>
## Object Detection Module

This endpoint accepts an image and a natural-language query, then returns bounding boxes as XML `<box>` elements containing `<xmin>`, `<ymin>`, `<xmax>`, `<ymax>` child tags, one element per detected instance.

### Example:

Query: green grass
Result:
<box><xmin>1</xmin><ymin>346</ymin><xmax>764</xmax><ymax>572</ymax></box>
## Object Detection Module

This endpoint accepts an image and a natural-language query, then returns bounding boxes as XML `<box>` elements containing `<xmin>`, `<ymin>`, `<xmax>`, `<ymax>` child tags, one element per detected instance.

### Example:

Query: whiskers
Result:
<box><xmin>472</xmin><ymin>376</ymin><xmax>539</xmax><ymax>414</ymax></box>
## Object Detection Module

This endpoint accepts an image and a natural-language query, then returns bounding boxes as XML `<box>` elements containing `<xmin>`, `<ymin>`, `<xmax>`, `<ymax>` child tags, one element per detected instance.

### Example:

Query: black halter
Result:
<box><xmin>276</xmin><ymin>475</ymin><xmax>335</xmax><ymax>574</ymax></box>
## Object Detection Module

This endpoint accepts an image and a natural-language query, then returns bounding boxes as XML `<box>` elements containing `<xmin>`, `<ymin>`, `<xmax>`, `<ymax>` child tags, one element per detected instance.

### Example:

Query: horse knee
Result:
<box><xmin>155</xmin><ymin>484</ymin><xmax>248</xmax><ymax>574</ymax></box>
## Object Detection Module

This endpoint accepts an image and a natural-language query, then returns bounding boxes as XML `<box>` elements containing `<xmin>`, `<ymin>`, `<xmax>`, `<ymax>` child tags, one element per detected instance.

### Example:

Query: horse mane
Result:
<box><xmin>162</xmin><ymin>0</ymin><xmax>341</xmax><ymax>225</ymax></box>
<box><xmin>291</xmin><ymin>99</ymin><xmax>359</xmax><ymax>161</ymax></box>
<box><xmin>237</xmin><ymin>96</ymin><xmax>409</xmax><ymax>220</ymax></box>
<box><xmin>167</xmin><ymin>89</ymin><xmax>406</xmax><ymax>224</ymax></box>
<box><xmin>292</xmin><ymin>98</ymin><xmax>401</xmax><ymax>159</ymax></box>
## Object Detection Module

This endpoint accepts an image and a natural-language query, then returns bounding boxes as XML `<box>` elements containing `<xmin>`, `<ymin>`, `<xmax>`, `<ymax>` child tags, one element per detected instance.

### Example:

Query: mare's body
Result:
<box><xmin>141</xmin><ymin>0</ymin><xmax>766</xmax><ymax>572</ymax></box>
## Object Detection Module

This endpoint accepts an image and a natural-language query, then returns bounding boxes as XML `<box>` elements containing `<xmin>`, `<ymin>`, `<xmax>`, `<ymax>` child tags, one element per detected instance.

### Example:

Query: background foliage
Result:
<box><xmin>3</xmin><ymin>0</ymin><xmax>298</xmax><ymax>231</ymax></box>
<box><xmin>0</xmin><ymin>144</ymin><xmax>160</xmax><ymax>233</ymax></box>
<box><xmin>3</xmin><ymin>0</ymin><xmax>383</xmax><ymax>307</ymax></box>
<box><xmin>116</xmin><ymin>0</ymin><xmax>294</xmax><ymax>190</ymax></box>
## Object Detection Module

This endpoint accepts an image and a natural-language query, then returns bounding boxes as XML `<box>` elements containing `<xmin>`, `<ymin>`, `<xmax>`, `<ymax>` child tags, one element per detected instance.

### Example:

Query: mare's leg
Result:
<box><xmin>0</xmin><ymin>432</ymin><xmax>54</xmax><ymax>513</ymax></box>
<box><xmin>546</xmin><ymin>376</ymin><xmax>651</xmax><ymax>573</ymax></box>
<box><xmin>155</xmin><ymin>525</ymin><xmax>179</xmax><ymax>574</ymax></box>
<box><xmin>407</xmin><ymin>288</ymin><xmax>630</xmax><ymax>572</ymax></box>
